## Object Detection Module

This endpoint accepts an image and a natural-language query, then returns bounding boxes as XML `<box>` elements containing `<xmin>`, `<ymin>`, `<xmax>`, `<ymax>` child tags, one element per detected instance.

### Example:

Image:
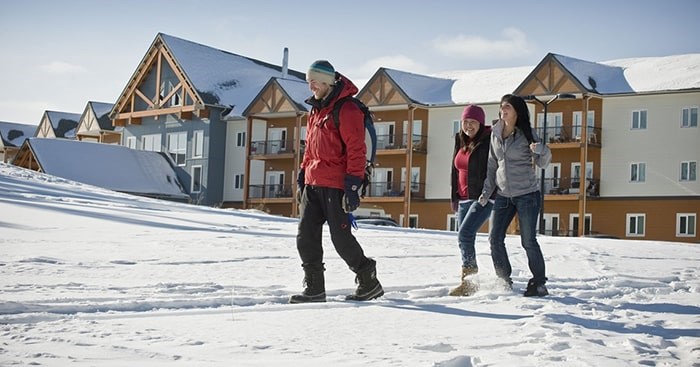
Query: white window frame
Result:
<box><xmin>236</xmin><ymin>131</ymin><xmax>246</xmax><ymax>148</ymax></box>
<box><xmin>681</xmin><ymin>107</ymin><xmax>698</xmax><ymax>128</ymax></box>
<box><xmin>626</xmin><ymin>213</ymin><xmax>645</xmax><ymax>237</ymax></box>
<box><xmin>401</xmin><ymin>167</ymin><xmax>421</xmax><ymax>193</ymax></box>
<box><xmin>234</xmin><ymin>173</ymin><xmax>245</xmax><ymax>190</ymax></box>
<box><xmin>142</xmin><ymin>134</ymin><xmax>161</xmax><ymax>152</ymax></box>
<box><xmin>126</xmin><ymin>136</ymin><xmax>136</xmax><ymax>149</ymax></box>
<box><xmin>399</xmin><ymin>214</ymin><xmax>419</xmax><ymax>229</ymax></box>
<box><xmin>191</xmin><ymin>165</ymin><xmax>203</xmax><ymax>193</ymax></box>
<box><xmin>632</xmin><ymin>110</ymin><xmax>647</xmax><ymax>130</ymax></box>
<box><xmin>572</xmin><ymin>110</ymin><xmax>595</xmax><ymax>140</ymax></box>
<box><xmin>569</xmin><ymin>213</ymin><xmax>592</xmax><ymax>236</ymax></box>
<box><xmin>680</xmin><ymin>161</ymin><xmax>697</xmax><ymax>181</ymax></box>
<box><xmin>167</xmin><ymin>132</ymin><xmax>187</xmax><ymax>166</ymax></box>
<box><xmin>630</xmin><ymin>162</ymin><xmax>646</xmax><ymax>183</ymax></box>
<box><xmin>536</xmin><ymin>112</ymin><xmax>563</xmax><ymax>141</ymax></box>
<box><xmin>448</xmin><ymin>214</ymin><xmax>459</xmax><ymax>232</ymax></box>
<box><xmin>193</xmin><ymin>130</ymin><xmax>204</xmax><ymax>158</ymax></box>
<box><xmin>676</xmin><ymin>213</ymin><xmax>696</xmax><ymax>237</ymax></box>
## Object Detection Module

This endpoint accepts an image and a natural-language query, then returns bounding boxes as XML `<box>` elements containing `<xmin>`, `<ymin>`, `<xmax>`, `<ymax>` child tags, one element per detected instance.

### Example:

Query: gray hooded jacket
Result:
<box><xmin>482</xmin><ymin>120</ymin><xmax>552</xmax><ymax>199</ymax></box>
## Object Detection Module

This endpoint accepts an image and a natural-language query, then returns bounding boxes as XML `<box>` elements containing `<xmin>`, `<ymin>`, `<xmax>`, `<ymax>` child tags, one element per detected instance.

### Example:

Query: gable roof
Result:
<box><xmin>45</xmin><ymin>111</ymin><xmax>81</xmax><ymax>138</ymax></box>
<box><xmin>0</xmin><ymin>121</ymin><xmax>36</xmax><ymax>148</ymax></box>
<box><xmin>89</xmin><ymin>101</ymin><xmax>117</xmax><ymax>130</ymax></box>
<box><xmin>15</xmin><ymin>138</ymin><xmax>189</xmax><ymax>201</ymax></box>
<box><xmin>242</xmin><ymin>77</ymin><xmax>310</xmax><ymax>116</ymax></box>
<box><xmin>382</xmin><ymin>68</ymin><xmax>455</xmax><ymax>105</ymax></box>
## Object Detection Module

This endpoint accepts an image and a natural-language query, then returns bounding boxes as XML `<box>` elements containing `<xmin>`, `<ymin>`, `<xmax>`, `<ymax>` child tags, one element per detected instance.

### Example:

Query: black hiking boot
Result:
<box><xmin>346</xmin><ymin>258</ymin><xmax>384</xmax><ymax>301</ymax></box>
<box><xmin>289</xmin><ymin>264</ymin><xmax>326</xmax><ymax>303</ymax></box>
<box><xmin>523</xmin><ymin>279</ymin><xmax>548</xmax><ymax>297</ymax></box>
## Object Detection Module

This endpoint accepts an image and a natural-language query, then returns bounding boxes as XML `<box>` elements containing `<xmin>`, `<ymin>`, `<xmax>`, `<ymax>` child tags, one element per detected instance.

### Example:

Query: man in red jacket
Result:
<box><xmin>290</xmin><ymin>60</ymin><xmax>384</xmax><ymax>303</ymax></box>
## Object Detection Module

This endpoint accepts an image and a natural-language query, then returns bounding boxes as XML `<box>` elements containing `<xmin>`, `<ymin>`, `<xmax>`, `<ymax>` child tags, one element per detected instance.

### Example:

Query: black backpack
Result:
<box><xmin>331</xmin><ymin>96</ymin><xmax>378</xmax><ymax>198</ymax></box>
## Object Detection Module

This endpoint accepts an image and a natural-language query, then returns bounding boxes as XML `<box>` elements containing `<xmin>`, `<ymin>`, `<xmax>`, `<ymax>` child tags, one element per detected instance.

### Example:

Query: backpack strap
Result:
<box><xmin>331</xmin><ymin>96</ymin><xmax>372</xmax><ymax>198</ymax></box>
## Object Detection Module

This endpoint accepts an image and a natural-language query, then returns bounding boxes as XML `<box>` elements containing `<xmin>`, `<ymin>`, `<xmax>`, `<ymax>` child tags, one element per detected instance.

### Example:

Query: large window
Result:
<box><xmin>681</xmin><ymin>107</ymin><xmax>698</xmax><ymax>128</ymax></box>
<box><xmin>681</xmin><ymin>161</ymin><xmax>697</xmax><ymax>181</ymax></box>
<box><xmin>191</xmin><ymin>165</ymin><xmax>202</xmax><ymax>193</ymax></box>
<box><xmin>677</xmin><ymin>213</ymin><xmax>696</xmax><ymax>237</ymax></box>
<box><xmin>632</xmin><ymin>110</ymin><xmax>647</xmax><ymax>130</ymax></box>
<box><xmin>630</xmin><ymin>162</ymin><xmax>646</xmax><ymax>182</ymax></box>
<box><xmin>142</xmin><ymin>134</ymin><xmax>161</xmax><ymax>152</ymax></box>
<box><xmin>626</xmin><ymin>213</ymin><xmax>645</xmax><ymax>237</ymax></box>
<box><xmin>167</xmin><ymin>132</ymin><xmax>187</xmax><ymax>165</ymax></box>
<box><xmin>193</xmin><ymin>130</ymin><xmax>204</xmax><ymax>158</ymax></box>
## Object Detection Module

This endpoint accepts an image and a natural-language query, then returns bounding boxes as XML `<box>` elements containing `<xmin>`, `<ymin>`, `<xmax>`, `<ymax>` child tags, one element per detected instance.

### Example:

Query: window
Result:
<box><xmin>401</xmin><ymin>167</ymin><xmax>421</xmax><ymax>193</ymax></box>
<box><xmin>236</xmin><ymin>131</ymin><xmax>246</xmax><ymax>147</ymax></box>
<box><xmin>452</xmin><ymin>120</ymin><xmax>460</xmax><ymax>136</ymax></box>
<box><xmin>626</xmin><ymin>213</ymin><xmax>645</xmax><ymax>237</ymax></box>
<box><xmin>681</xmin><ymin>107</ymin><xmax>698</xmax><ymax>128</ymax></box>
<box><xmin>234</xmin><ymin>174</ymin><xmax>245</xmax><ymax>190</ymax></box>
<box><xmin>193</xmin><ymin>130</ymin><xmax>204</xmax><ymax>158</ymax></box>
<box><xmin>142</xmin><ymin>134</ymin><xmax>161</xmax><ymax>152</ymax></box>
<box><xmin>536</xmin><ymin>112</ymin><xmax>563</xmax><ymax>140</ymax></box>
<box><xmin>160</xmin><ymin>80</ymin><xmax>181</xmax><ymax>107</ymax></box>
<box><xmin>681</xmin><ymin>161</ymin><xmax>697</xmax><ymax>181</ymax></box>
<box><xmin>448</xmin><ymin>214</ymin><xmax>459</xmax><ymax>232</ymax></box>
<box><xmin>632</xmin><ymin>110</ymin><xmax>647</xmax><ymax>129</ymax></box>
<box><xmin>572</xmin><ymin>111</ymin><xmax>595</xmax><ymax>139</ymax></box>
<box><xmin>191</xmin><ymin>165</ymin><xmax>202</xmax><ymax>193</ymax></box>
<box><xmin>126</xmin><ymin>136</ymin><xmax>136</xmax><ymax>149</ymax></box>
<box><xmin>677</xmin><ymin>213</ymin><xmax>696</xmax><ymax>237</ymax></box>
<box><xmin>167</xmin><ymin>132</ymin><xmax>187</xmax><ymax>166</ymax></box>
<box><xmin>630</xmin><ymin>163</ymin><xmax>646</xmax><ymax>182</ymax></box>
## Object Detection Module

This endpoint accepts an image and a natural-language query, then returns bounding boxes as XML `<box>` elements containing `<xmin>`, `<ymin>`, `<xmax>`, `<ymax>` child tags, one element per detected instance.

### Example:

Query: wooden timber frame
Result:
<box><xmin>111</xmin><ymin>35</ymin><xmax>209</xmax><ymax>126</ymax></box>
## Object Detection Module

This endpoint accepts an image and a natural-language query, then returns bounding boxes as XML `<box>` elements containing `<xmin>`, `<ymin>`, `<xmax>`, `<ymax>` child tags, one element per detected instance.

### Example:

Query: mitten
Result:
<box><xmin>342</xmin><ymin>175</ymin><xmax>362</xmax><ymax>213</ymax></box>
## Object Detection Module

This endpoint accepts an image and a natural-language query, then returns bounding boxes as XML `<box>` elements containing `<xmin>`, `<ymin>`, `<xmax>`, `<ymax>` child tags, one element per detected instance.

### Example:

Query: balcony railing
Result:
<box><xmin>535</xmin><ymin>125</ymin><xmax>601</xmax><ymax>145</ymax></box>
<box><xmin>249</xmin><ymin>184</ymin><xmax>293</xmax><ymax>199</ymax></box>
<box><xmin>363</xmin><ymin>180</ymin><xmax>425</xmax><ymax>199</ymax></box>
<box><xmin>250</xmin><ymin>139</ymin><xmax>296</xmax><ymax>155</ymax></box>
<box><xmin>539</xmin><ymin>177</ymin><xmax>599</xmax><ymax>197</ymax></box>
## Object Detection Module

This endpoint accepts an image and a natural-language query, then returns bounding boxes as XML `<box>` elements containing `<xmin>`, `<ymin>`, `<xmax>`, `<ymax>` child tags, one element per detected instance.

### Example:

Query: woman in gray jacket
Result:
<box><xmin>479</xmin><ymin>94</ymin><xmax>552</xmax><ymax>297</ymax></box>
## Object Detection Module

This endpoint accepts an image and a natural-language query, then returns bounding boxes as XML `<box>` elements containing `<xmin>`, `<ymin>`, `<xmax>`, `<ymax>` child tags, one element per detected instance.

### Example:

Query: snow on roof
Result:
<box><xmin>427</xmin><ymin>53</ymin><xmax>700</xmax><ymax>104</ymax></box>
<box><xmin>275</xmin><ymin>78</ymin><xmax>311</xmax><ymax>112</ymax></box>
<box><xmin>554</xmin><ymin>54</ymin><xmax>633</xmax><ymax>94</ymax></box>
<box><xmin>88</xmin><ymin>101</ymin><xmax>116</xmax><ymax>130</ymax></box>
<box><xmin>27</xmin><ymin>138</ymin><xmax>188</xmax><ymax>200</ymax></box>
<box><xmin>0</xmin><ymin>121</ymin><xmax>36</xmax><ymax>147</ymax></box>
<box><xmin>383</xmin><ymin>68</ymin><xmax>455</xmax><ymax>105</ymax></box>
<box><xmin>160</xmin><ymin>33</ymin><xmax>306</xmax><ymax>117</ymax></box>
<box><xmin>45</xmin><ymin>110</ymin><xmax>80</xmax><ymax>138</ymax></box>
<box><xmin>436</xmin><ymin>66</ymin><xmax>533</xmax><ymax>105</ymax></box>
<box><xmin>603</xmin><ymin>53</ymin><xmax>700</xmax><ymax>92</ymax></box>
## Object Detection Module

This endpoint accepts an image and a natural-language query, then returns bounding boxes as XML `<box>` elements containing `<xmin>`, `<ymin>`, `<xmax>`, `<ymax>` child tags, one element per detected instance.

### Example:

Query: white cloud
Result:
<box><xmin>432</xmin><ymin>28</ymin><xmax>534</xmax><ymax>59</ymax></box>
<box><xmin>39</xmin><ymin>61</ymin><xmax>88</xmax><ymax>74</ymax></box>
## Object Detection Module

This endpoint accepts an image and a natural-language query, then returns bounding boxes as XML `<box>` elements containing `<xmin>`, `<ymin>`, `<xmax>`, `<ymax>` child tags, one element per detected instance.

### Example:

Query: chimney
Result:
<box><xmin>282</xmin><ymin>47</ymin><xmax>288</xmax><ymax>79</ymax></box>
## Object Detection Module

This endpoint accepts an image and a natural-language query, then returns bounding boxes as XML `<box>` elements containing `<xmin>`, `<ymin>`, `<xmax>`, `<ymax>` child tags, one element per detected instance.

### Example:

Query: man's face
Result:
<box><xmin>308</xmin><ymin>79</ymin><xmax>331</xmax><ymax>100</ymax></box>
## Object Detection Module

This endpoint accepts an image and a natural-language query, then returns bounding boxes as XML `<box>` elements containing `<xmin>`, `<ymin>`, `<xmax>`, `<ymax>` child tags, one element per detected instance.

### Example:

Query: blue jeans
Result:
<box><xmin>457</xmin><ymin>200</ymin><xmax>493</xmax><ymax>269</ymax></box>
<box><xmin>488</xmin><ymin>191</ymin><xmax>547</xmax><ymax>285</ymax></box>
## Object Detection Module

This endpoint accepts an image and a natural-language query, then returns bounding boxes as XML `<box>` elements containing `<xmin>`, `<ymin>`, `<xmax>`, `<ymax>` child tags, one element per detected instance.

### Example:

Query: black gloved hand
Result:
<box><xmin>297</xmin><ymin>169</ymin><xmax>305</xmax><ymax>191</ymax></box>
<box><xmin>296</xmin><ymin>169</ymin><xmax>305</xmax><ymax>205</ymax></box>
<box><xmin>342</xmin><ymin>175</ymin><xmax>362</xmax><ymax>213</ymax></box>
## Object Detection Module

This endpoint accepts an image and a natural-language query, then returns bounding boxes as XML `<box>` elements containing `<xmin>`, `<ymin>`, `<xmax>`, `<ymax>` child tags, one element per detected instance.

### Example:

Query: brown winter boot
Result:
<box><xmin>448</xmin><ymin>266</ymin><xmax>479</xmax><ymax>296</ymax></box>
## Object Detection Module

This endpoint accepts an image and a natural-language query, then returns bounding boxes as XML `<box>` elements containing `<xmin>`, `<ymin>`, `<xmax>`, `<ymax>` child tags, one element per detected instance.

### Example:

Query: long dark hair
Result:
<box><xmin>500</xmin><ymin>94</ymin><xmax>535</xmax><ymax>144</ymax></box>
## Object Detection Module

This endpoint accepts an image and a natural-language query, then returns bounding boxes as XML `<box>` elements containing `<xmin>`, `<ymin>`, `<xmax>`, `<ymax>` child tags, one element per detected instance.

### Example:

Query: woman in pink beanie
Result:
<box><xmin>449</xmin><ymin>104</ymin><xmax>493</xmax><ymax>296</ymax></box>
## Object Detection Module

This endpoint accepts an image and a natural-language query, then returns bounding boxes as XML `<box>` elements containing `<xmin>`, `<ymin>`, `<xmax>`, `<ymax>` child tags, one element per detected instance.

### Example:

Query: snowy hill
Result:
<box><xmin>1</xmin><ymin>163</ymin><xmax>698</xmax><ymax>366</ymax></box>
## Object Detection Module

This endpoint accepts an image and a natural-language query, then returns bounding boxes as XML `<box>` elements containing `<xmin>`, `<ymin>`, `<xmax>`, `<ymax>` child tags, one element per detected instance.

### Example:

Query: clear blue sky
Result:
<box><xmin>1</xmin><ymin>0</ymin><xmax>698</xmax><ymax>124</ymax></box>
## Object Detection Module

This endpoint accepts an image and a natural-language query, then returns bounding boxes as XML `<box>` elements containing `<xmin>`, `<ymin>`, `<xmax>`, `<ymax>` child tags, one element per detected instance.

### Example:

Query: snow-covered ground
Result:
<box><xmin>1</xmin><ymin>163</ymin><xmax>698</xmax><ymax>366</ymax></box>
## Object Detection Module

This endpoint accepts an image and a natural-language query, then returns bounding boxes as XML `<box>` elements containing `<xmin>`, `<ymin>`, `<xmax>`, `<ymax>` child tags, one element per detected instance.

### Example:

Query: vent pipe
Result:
<box><xmin>282</xmin><ymin>47</ymin><xmax>289</xmax><ymax>78</ymax></box>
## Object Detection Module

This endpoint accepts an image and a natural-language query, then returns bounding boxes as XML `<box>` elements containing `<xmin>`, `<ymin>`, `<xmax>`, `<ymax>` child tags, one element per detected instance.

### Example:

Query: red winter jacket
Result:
<box><xmin>301</xmin><ymin>73</ymin><xmax>366</xmax><ymax>190</ymax></box>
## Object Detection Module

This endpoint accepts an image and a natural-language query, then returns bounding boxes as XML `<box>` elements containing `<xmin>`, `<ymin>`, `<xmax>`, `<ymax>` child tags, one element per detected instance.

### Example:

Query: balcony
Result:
<box><xmin>363</xmin><ymin>180</ymin><xmax>426</xmax><ymax>199</ymax></box>
<box><xmin>249</xmin><ymin>184</ymin><xmax>293</xmax><ymax>199</ymax></box>
<box><xmin>250</xmin><ymin>139</ymin><xmax>296</xmax><ymax>157</ymax></box>
<box><xmin>535</xmin><ymin>125</ymin><xmax>601</xmax><ymax>145</ymax></box>
<box><xmin>540</xmin><ymin>177</ymin><xmax>599</xmax><ymax>197</ymax></box>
